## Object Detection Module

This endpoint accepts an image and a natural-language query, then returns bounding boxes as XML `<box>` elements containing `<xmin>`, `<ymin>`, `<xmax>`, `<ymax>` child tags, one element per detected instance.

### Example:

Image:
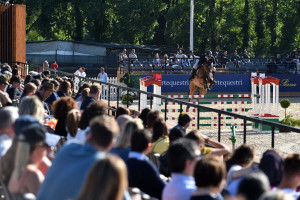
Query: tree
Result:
<box><xmin>242</xmin><ymin>0</ymin><xmax>250</xmax><ymax>50</ymax></box>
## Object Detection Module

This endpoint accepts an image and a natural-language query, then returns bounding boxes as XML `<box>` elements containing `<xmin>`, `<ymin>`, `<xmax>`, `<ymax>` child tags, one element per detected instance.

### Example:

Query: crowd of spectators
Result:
<box><xmin>119</xmin><ymin>49</ymin><xmax>300</xmax><ymax>74</ymax></box>
<box><xmin>0</xmin><ymin>62</ymin><xmax>299</xmax><ymax>200</ymax></box>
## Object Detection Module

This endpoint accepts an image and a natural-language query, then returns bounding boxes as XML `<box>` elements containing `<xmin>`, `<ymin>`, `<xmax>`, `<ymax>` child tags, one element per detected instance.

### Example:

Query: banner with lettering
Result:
<box><xmin>138</xmin><ymin>74</ymin><xmax>300</xmax><ymax>93</ymax></box>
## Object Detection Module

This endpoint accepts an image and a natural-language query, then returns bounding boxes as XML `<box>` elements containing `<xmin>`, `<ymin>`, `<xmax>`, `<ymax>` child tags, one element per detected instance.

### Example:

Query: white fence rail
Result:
<box><xmin>82</xmin><ymin>77</ymin><xmax>126</xmax><ymax>101</ymax></box>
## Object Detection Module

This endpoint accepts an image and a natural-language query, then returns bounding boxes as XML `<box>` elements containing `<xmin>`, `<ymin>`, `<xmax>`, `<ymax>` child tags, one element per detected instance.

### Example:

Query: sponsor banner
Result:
<box><xmin>141</xmin><ymin>74</ymin><xmax>251</xmax><ymax>93</ymax></box>
<box><xmin>134</xmin><ymin>74</ymin><xmax>300</xmax><ymax>93</ymax></box>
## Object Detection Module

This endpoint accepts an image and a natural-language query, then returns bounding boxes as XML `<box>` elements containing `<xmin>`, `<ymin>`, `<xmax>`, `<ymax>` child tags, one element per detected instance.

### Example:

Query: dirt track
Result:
<box><xmin>126</xmin><ymin>97</ymin><xmax>300</xmax><ymax>157</ymax></box>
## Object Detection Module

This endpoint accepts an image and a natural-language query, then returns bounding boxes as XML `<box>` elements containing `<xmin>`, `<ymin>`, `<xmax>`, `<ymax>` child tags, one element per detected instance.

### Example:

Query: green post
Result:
<box><xmin>230</xmin><ymin>124</ymin><xmax>237</xmax><ymax>150</ymax></box>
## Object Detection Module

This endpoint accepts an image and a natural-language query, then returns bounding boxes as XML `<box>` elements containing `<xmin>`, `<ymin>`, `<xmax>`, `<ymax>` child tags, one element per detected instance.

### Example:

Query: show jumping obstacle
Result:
<box><xmin>140</xmin><ymin>73</ymin><xmax>280</xmax><ymax>131</ymax></box>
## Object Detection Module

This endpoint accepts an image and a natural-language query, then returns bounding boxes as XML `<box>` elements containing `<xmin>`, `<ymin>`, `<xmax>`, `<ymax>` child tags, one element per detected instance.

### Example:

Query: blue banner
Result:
<box><xmin>140</xmin><ymin>74</ymin><xmax>300</xmax><ymax>93</ymax></box>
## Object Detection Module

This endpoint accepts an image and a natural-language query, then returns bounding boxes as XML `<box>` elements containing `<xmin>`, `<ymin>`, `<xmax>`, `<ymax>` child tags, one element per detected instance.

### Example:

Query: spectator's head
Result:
<box><xmin>14</xmin><ymin>115</ymin><xmax>40</xmax><ymax>136</ymax></box>
<box><xmin>269</xmin><ymin>59</ymin><xmax>274</xmax><ymax>63</ymax></box>
<box><xmin>53</xmin><ymin>61</ymin><xmax>56</xmax><ymax>64</ymax></box>
<box><xmin>77</xmin><ymin>154</ymin><xmax>128</xmax><ymax>200</ymax></box>
<box><xmin>67</xmin><ymin>109</ymin><xmax>81</xmax><ymax>138</ymax></box>
<box><xmin>79</xmin><ymin>101</ymin><xmax>107</xmax><ymax>130</ymax></box>
<box><xmin>168</xmin><ymin>138</ymin><xmax>200</xmax><ymax>176</ymax></box>
<box><xmin>30</xmin><ymin>79</ymin><xmax>41</xmax><ymax>88</ymax></box>
<box><xmin>0</xmin><ymin>106</ymin><xmax>19</xmax><ymax>138</ymax></box>
<box><xmin>20</xmin><ymin>83</ymin><xmax>37</xmax><ymax>100</ymax></box>
<box><xmin>147</xmin><ymin>110</ymin><xmax>162</xmax><ymax>130</ymax></box>
<box><xmin>24</xmin><ymin>74</ymin><xmax>33</xmax><ymax>85</ymax></box>
<box><xmin>236</xmin><ymin>172</ymin><xmax>270</xmax><ymax>200</ymax></box>
<box><xmin>43</xmin><ymin>60</ymin><xmax>49</xmax><ymax>67</ymax></box>
<box><xmin>224</xmin><ymin>51</ymin><xmax>227</xmax><ymax>55</ymax></box>
<box><xmin>185</xmin><ymin>130</ymin><xmax>205</xmax><ymax>150</ymax></box>
<box><xmin>234</xmin><ymin>50</ymin><xmax>238</xmax><ymax>55</ymax></box>
<box><xmin>13</xmin><ymin>124</ymin><xmax>48</xmax><ymax>181</ymax></box>
<box><xmin>81</xmin><ymin>88</ymin><xmax>90</xmax><ymax>102</ymax></box>
<box><xmin>89</xmin><ymin>84</ymin><xmax>101</xmax><ymax>100</ymax></box>
<box><xmin>9</xmin><ymin>75</ymin><xmax>20</xmax><ymax>88</ymax></box>
<box><xmin>59</xmin><ymin>80</ymin><xmax>71</xmax><ymax>96</ymax></box>
<box><xmin>114</xmin><ymin>118</ymin><xmax>144</xmax><ymax>149</ymax></box>
<box><xmin>178</xmin><ymin>112</ymin><xmax>191</xmax><ymax>129</ymax></box>
<box><xmin>258</xmin><ymin>190</ymin><xmax>294</xmax><ymax>200</ymax></box>
<box><xmin>115</xmin><ymin>107</ymin><xmax>130</xmax><ymax>119</ymax></box>
<box><xmin>122</xmin><ymin>49</ymin><xmax>127</xmax><ymax>54</ymax></box>
<box><xmin>189</xmin><ymin>50</ymin><xmax>194</xmax><ymax>55</ymax></box>
<box><xmin>52</xmin><ymin>97</ymin><xmax>77</xmax><ymax>121</ymax></box>
<box><xmin>194</xmin><ymin>156</ymin><xmax>226</xmax><ymax>194</ymax></box>
<box><xmin>42</xmin><ymin>70</ymin><xmax>51</xmax><ymax>78</ymax></box>
<box><xmin>281</xmin><ymin>154</ymin><xmax>300</xmax><ymax>186</ymax></box>
<box><xmin>169</xmin><ymin>127</ymin><xmax>185</xmax><ymax>143</ymax></box>
<box><xmin>276</xmin><ymin>54</ymin><xmax>280</xmax><ymax>58</ymax></box>
<box><xmin>131</xmin><ymin>129</ymin><xmax>151</xmax><ymax>153</ymax></box>
<box><xmin>50</xmin><ymin>79</ymin><xmax>60</xmax><ymax>91</ymax></box>
<box><xmin>155</xmin><ymin>53</ymin><xmax>159</xmax><ymax>59</ymax></box>
<box><xmin>79</xmin><ymin>67</ymin><xmax>85</xmax><ymax>72</ymax></box>
<box><xmin>152</xmin><ymin>118</ymin><xmax>169</xmax><ymax>142</ymax></box>
<box><xmin>0</xmin><ymin>74</ymin><xmax>9</xmax><ymax>91</ymax></box>
<box><xmin>100</xmin><ymin>67</ymin><xmax>105</xmax><ymax>73</ymax></box>
<box><xmin>39</xmin><ymin>81</ymin><xmax>55</xmax><ymax>100</ymax></box>
<box><xmin>131</xmin><ymin>49</ymin><xmax>135</xmax><ymax>54</ymax></box>
<box><xmin>12</xmin><ymin>67</ymin><xmax>20</xmax><ymax>76</ymax></box>
<box><xmin>1</xmin><ymin>64</ymin><xmax>11</xmax><ymax>74</ymax></box>
<box><xmin>243</xmin><ymin>49</ymin><xmax>248</xmax><ymax>55</ymax></box>
<box><xmin>19</xmin><ymin>96</ymin><xmax>45</xmax><ymax>123</ymax></box>
<box><xmin>259</xmin><ymin>150</ymin><xmax>283</xmax><ymax>187</ymax></box>
<box><xmin>87</xmin><ymin>115</ymin><xmax>119</xmax><ymax>150</ymax></box>
<box><xmin>116</xmin><ymin>114</ymin><xmax>133</xmax><ymax>131</ymax></box>
<box><xmin>290</xmin><ymin>51</ymin><xmax>296</xmax><ymax>58</ymax></box>
<box><xmin>163</xmin><ymin>54</ymin><xmax>168</xmax><ymax>59</ymax></box>
<box><xmin>138</xmin><ymin>108</ymin><xmax>151</xmax><ymax>128</ymax></box>
<box><xmin>77</xmin><ymin>82</ymin><xmax>90</xmax><ymax>95</ymax></box>
<box><xmin>226</xmin><ymin>144</ymin><xmax>255</xmax><ymax>171</ymax></box>
<box><xmin>178</xmin><ymin>49</ymin><xmax>182</xmax><ymax>54</ymax></box>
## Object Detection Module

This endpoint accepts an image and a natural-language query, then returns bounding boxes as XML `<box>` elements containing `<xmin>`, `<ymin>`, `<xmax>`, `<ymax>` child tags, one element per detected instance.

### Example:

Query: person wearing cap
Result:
<box><xmin>34</xmin><ymin>81</ymin><xmax>55</xmax><ymax>114</ymax></box>
<box><xmin>7</xmin><ymin>75</ymin><xmax>22</xmax><ymax>100</ymax></box>
<box><xmin>8</xmin><ymin>124</ymin><xmax>50</xmax><ymax>195</ymax></box>
<box><xmin>97</xmin><ymin>67</ymin><xmax>108</xmax><ymax>83</ymax></box>
<box><xmin>0</xmin><ymin>115</ymin><xmax>51</xmax><ymax>185</ymax></box>
<box><xmin>0</xmin><ymin>107</ymin><xmax>18</xmax><ymax>158</ymax></box>
<box><xmin>0</xmin><ymin>74</ymin><xmax>12</xmax><ymax>107</ymax></box>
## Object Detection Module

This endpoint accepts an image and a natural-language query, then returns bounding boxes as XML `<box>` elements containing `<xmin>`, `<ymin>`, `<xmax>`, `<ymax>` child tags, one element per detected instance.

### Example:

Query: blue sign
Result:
<box><xmin>140</xmin><ymin>74</ymin><xmax>300</xmax><ymax>93</ymax></box>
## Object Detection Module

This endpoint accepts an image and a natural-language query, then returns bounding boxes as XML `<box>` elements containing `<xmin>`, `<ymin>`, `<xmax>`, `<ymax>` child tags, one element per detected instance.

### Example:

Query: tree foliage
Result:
<box><xmin>16</xmin><ymin>0</ymin><xmax>300</xmax><ymax>56</ymax></box>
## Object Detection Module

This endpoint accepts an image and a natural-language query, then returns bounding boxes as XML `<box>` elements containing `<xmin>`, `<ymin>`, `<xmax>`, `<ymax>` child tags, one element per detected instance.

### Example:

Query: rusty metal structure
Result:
<box><xmin>0</xmin><ymin>4</ymin><xmax>26</xmax><ymax>76</ymax></box>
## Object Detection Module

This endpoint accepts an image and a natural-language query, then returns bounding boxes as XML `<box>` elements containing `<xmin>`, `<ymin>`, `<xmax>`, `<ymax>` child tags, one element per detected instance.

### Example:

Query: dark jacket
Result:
<box><xmin>126</xmin><ymin>158</ymin><xmax>165</xmax><ymax>199</ymax></box>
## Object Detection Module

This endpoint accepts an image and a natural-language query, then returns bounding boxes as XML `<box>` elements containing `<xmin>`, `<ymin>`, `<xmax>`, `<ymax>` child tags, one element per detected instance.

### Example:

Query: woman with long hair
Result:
<box><xmin>19</xmin><ymin>96</ymin><xmax>45</xmax><ymax>124</ymax></box>
<box><xmin>19</xmin><ymin>83</ymin><xmax>37</xmax><ymax>103</ymax></box>
<box><xmin>110</xmin><ymin>118</ymin><xmax>144</xmax><ymax>161</ymax></box>
<box><xmin>52</xmin><ymin>97</ymin><xmax>78</xmax><ymax>137</ymax></box>
<box><xmin>66</xmin><ymin>109</ymin><xmax>81</xmax><ymax>140</ymax></box>
<box><xmin>150</xmin><ymin>118</ymin><xmax>169</xmax><ymax>154</ymax></box>
<box><xmin>8</xmin><ymin>124</ymin><xmax>50</xmax><ymax>195</ymax></box>
<box><xmin>57</xmin><ymin>80</ymin><xmax>71</xmax><ymax>97</ymax></box>
<box><xmin>77</xmin><ymin>155</ymin><xmax>128</xmax><ymax>200</ymax></box>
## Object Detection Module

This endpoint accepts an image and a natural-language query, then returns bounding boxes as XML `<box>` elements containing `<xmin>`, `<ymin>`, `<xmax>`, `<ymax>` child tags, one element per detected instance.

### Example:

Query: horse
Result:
<box><xmin>188</xmin><ymin>63</ymin><xmax>212</xmax><ymax>105</ymax></box>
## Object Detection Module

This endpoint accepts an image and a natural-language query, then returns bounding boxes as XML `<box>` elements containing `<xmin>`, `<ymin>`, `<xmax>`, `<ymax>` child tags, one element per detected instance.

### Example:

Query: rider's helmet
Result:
<box><xmin>206</xmin><ymin>50</ymin><xmax>212</xmax><ymax>57</ymax></box>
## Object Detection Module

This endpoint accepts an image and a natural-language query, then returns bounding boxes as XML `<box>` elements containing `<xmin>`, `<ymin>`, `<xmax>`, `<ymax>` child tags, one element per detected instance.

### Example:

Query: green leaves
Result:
<box><xmin>22</xmin><ymin>0</ymin><xmax>299</xmax><ymax>54</ymax></box>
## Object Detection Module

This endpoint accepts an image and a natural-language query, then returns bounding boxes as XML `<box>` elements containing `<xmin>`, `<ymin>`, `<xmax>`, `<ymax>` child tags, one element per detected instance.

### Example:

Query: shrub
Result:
<box><xmin>280</xmin><ymin>99</ymin><xmax>291</xmax><ymax>118</ymax></box>
<box><xmin>121</xmin><ymin>95</ymin><xmax>133</xmax><ymax>105</ymax></box>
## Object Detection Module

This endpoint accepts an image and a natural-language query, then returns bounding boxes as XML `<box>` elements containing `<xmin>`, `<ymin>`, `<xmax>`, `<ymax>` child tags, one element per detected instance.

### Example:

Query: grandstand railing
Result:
<box><xmin>31</xmin><ymin>65</ymin><xmax>300</xmax><ymax>149</ymax></box>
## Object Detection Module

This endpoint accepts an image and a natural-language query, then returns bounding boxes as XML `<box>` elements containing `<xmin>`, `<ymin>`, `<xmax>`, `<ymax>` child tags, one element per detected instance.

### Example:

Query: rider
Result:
<box><xmin>190</xmin><ymin>50</ymin><xmax>216</xmax><ymax>88</ymax></box>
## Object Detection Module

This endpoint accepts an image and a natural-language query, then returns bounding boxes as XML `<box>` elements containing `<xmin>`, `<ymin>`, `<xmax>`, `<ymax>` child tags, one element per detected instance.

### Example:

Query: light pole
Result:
<box><xmin>190</xmin><ymin>0</ymin><xmax>194</xmax><ymax>51</ymax></box>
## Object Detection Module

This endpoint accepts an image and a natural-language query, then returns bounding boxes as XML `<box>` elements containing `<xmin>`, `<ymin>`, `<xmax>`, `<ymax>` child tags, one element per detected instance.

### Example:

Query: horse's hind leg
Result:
<box><xmin>187</xmin><ymin>81</ymin><xmax>197</xmax><ymax>109</ymax></box>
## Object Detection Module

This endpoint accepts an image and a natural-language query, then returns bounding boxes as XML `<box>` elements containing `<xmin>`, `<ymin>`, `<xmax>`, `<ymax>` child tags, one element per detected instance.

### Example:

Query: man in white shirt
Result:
<box><xmin>98</xmin><ymin>67</ymin><xmax>108</xmax><ymax>83</ymax></box>
<box><xmin>0</xmin><ymin>106</ymin><xmax>18</xmax><ymax>157</ymax></box>
<box><xmin>162</xmin><ymin>138</ymin><xmax>200</xmax><ymax>200</ymax></box>
<box><xmin>129</xmin><ymin>49</ymin><xmax>138</xmax><ymax>60</ymax></box>
<box><xmin>74</xmin><ymin>67</ymin><xmax>86</xmax><ymax>88</ymax></box>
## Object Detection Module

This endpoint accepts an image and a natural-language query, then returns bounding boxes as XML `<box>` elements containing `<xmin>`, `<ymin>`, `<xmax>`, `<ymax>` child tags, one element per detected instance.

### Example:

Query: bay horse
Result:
<box><xmin>188</xmin><ymin>63</ymin><xmax>211</xmax><ymax>105</ymax></box>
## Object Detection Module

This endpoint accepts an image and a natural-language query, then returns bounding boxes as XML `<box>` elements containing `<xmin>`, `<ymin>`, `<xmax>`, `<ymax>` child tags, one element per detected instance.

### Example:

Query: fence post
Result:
<box><xmin>271</xmin><ymin>126</ymin><xmax>275</xmax><ymax>148</ymax></box>
<box><xmin>243</xmin><ymin>119</ymin><xmax>247</xmax><ymax>144</ymax></box>
<box><xmin>164</xmin><ymin>99</ymin><xmax>167</xmax><ymax>121</ymax></box>
<box><xmin>117</xmin><ymin>87</ymin><xmax>119</xmax><ymax>108</ymax></box>
<box><xmin>218</xmin><ymin>113</ymin><xmax>221</xmax><ymax>142</ymax></box>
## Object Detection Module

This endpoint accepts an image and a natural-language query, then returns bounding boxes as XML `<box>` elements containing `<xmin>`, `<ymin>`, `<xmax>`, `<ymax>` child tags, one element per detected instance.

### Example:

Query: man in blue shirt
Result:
<box><xmin>98</xmin><ymin>67</ymin><xmax>108</xmax><ymax>82</ymax></box>
<box><xmin>37</xmin><ymin>115</ymin><xmax>120</xmax><ymax>200</ymax></box>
